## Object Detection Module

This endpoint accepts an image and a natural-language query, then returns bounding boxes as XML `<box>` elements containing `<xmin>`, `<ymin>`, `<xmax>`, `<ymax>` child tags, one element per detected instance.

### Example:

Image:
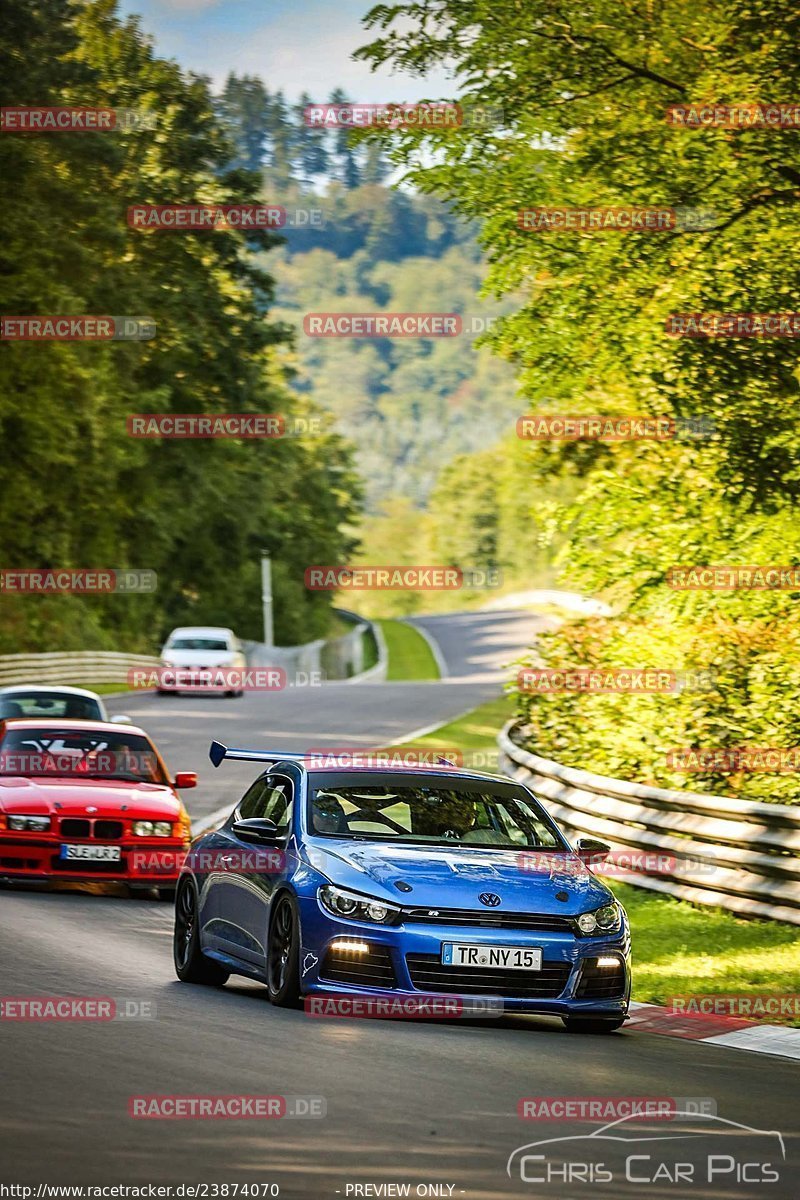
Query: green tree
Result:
<box><xmin>0</xmin><ymin>0</ymin><xmax>361</xmax><ymax>652</ymax></box>
<box><xmin>216</xmin><ymin>73</ymin><xmax>271</xmax><ymax>172</ymax></box>
<box><xmin>355</xmin><ymin>0</ymin><xmax>800</xmax><ymax>799</ymax></box>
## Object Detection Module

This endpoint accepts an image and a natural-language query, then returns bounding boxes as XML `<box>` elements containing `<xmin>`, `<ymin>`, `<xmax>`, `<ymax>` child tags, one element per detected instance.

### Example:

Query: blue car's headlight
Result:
<box><xmin>576</xmin><ymin>902</ymin><xmax>622</xmax><ymax>936</ymax></box>
<box><xmin>319</xmin><ymin>884</ymin><xmax>400</xmax><ymax>925</ymax></box>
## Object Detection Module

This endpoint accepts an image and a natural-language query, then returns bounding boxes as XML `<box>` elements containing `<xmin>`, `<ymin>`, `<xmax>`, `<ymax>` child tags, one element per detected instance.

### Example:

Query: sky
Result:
<box><xmin>118</xmin><ymin>0</ymin><xmax>455</xmax><ymax>101</ymax></box>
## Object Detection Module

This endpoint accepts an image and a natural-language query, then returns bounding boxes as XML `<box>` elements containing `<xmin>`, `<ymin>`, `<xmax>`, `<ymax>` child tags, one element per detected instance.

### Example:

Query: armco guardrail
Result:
<box><xmin>498</xmin><ymin>721</ymin><xmax>800</xmax><ymax>926</ymax></box>
<box><xmin>0</xmin><ymin>650</ymin><xmax>162</xmax><ymax>686</ymax></box>
<box><xmin>244</xmin><ymin>608</ymin><xmax>386</xmax><ymax>683</ymax></box>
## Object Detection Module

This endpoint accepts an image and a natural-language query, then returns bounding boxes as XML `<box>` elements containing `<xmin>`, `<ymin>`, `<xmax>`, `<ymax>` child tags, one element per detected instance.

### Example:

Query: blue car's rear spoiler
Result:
<box><xmin>209</xmin><ymin>740</ymin><xmax>308</xmax><ymax>769</ymax></box>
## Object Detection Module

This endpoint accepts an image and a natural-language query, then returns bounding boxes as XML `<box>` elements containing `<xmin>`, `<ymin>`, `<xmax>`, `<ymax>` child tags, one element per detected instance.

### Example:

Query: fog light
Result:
<box><xmin>330</xmin><ymin>940</ymin><xmax>370</xmax><ymax>953</ymax></box>
<box><xmin>596</xmin><ymin>956</ymin><xmax>620</xmax><ymax>968</ymax></box>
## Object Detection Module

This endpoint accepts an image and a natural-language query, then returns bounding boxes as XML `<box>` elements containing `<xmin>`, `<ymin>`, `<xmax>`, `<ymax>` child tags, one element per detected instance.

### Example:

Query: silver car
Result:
<box><xmin>0</xmin><ymin>685</ymin><xmax>131</xmax><ymax>724</ymax></box>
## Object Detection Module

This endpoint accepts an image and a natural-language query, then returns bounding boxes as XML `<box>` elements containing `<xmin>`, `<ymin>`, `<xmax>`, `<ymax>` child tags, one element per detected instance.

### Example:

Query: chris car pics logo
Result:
<box><xmin>507</xmin><ymin>1111</ymin><xmax>785</xmax><ymax>1190</ymax></box>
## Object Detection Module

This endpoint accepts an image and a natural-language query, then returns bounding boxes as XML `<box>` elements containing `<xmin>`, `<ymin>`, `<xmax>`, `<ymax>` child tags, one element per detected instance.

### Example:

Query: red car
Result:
<box><xmin>0</xmin><ymin>718</ymin><xmax>195</xmax><ymax>896</ymax></box>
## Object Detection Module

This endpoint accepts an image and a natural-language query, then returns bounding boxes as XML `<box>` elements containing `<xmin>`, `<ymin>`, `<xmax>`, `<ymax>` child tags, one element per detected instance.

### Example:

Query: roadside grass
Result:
<box><xmin>378</xmin><ymin>618</ymin><xmax>440</xmax><ymax>681</ymax></box>
<box><xmin>66</xmin><ymin>682</ymin><xmax>138</xmax><ymax>695</ymax></box>
<box><xmin>394</xmin><ymin>693</ymin><xmax>800</xmax><ymax>1018</ymax></box>
<box><xmin>400</xmin><ymin>692</ymin><xmax>513</xmax><ymax>770</ymax></box>
<box><xmin>611</xmin><ymin>883</ymin><xmax>800</xmax><ymax>1012</ymax></box>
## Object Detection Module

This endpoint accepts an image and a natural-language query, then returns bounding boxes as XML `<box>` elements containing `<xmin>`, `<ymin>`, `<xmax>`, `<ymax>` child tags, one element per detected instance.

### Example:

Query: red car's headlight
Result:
<box><xmin>132</xmin><ymin>820</ymin><xmax>173</xmax><ymax>837</ymax></box>
<box><xmin>8</xmin><ymin>815</ymin><xmax>51</xmax><ymax>832</ymax></box>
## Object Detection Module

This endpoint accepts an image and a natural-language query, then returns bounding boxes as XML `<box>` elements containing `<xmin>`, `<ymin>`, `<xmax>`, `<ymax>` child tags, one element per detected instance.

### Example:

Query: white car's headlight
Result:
<box><xmin>319</xmin><ymin>884</ymin><xmax>400</xmax><ymax>924</ymax></box>
<box><xmin>8</xmin><ymin>815</ymin><xmax>51</xmax><ymax>832</ymax></box>
<box><xmin>576</xmin><ymin>902</ymin><xmax>622</xmax><ymax>936</ymax></box>
<box><xmin>133</xmin><ymin>820</ymin><xmax>173</xmax><ymax>837</ymax></box>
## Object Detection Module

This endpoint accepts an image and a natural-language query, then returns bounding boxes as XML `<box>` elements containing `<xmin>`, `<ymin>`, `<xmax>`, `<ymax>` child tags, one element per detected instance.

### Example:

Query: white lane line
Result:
<box><xmin>193</xmin><ymin>804</ymin><xmax>235</xmax><ymax>836</ymax></box>
<box><xmin>387</xmin><ymin>704</ymin><xmax>485</xmax><ymax>747</ymax></box>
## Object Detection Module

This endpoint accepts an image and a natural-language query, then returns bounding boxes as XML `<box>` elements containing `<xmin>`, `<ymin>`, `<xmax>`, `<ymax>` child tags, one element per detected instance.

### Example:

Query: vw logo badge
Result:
<box><xmin>479</xmin><ymin>892</ymin><xmax>501</xmax><ymax>907</ymax></box>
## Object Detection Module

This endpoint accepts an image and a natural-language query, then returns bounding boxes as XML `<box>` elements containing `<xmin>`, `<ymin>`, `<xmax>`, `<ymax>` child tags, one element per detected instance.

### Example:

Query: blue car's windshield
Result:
<box><xmin>309</xmin><ymin>782</ymin><xmax>565</xmax><ymax>849</ymax></box>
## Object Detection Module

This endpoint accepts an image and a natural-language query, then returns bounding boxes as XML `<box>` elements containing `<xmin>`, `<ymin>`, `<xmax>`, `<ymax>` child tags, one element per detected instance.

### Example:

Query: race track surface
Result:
<box><xmin>1</xmin><ymin>610</ymin><xmax>797</xmax><ymax>1197</ymax></box>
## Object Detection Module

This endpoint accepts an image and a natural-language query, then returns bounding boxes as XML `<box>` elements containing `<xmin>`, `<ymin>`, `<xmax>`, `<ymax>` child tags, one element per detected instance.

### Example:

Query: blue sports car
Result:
<box><xmin>173</xmin><ymin>742</ymin><xmax>631</xmax><ymax>1032</ymax></box>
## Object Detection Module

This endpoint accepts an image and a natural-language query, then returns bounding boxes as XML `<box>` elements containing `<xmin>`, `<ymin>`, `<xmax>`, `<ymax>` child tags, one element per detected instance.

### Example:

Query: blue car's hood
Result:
<box><xmin>307</xmin><ymin>839</ymin><xmax>614</xmax><ymax>916</ymax></box>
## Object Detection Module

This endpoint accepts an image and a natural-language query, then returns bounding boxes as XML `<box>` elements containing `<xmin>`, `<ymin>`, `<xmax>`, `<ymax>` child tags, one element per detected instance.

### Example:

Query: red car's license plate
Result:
<box><xmin>60</xmin><ymin>843</ymin><xmax>121</xmax><ymax>862</ymax></box>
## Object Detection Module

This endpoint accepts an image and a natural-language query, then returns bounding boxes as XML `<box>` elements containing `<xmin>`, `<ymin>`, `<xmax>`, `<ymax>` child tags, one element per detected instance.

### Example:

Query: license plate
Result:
<box><xmin>442</xmin><ymin>943</ymin><xmax>542</xmax><ymax>970</ymax></box>
<box><xmin>60</xmin><ymin>843</ymin><xmax>121</xmax><ymax>862</ymax></box>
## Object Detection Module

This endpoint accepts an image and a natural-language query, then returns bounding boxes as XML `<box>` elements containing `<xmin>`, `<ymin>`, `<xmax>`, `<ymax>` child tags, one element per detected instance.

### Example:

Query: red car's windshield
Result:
<box><xmin>0</xmin><ymin>691</ymin><xmax>103</xmax><ymax>720</ymax></box>
<box><xmin>0</xmin><ymin>728</ymin><xmax>167</xmax><ymax>784</ymax></box>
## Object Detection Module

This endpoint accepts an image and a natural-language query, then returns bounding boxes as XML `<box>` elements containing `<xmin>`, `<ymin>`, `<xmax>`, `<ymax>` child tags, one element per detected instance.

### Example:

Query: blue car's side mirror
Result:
<box><xmin>232</xmin><ymin>817</ymin><xmax>281</xmax><ymax>844</ymax></box>
<box><xmin>576</xmin><ymin>837</ymin><xmax>610</xmax><ymax>863</ymax></box>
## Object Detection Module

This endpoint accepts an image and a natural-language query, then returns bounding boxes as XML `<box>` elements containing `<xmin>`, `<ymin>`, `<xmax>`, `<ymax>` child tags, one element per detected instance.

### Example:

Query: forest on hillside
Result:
<box><xmin>217</xmin><ymin>77</ymin><xmax>562</xmax><ymax>602</ymax></box>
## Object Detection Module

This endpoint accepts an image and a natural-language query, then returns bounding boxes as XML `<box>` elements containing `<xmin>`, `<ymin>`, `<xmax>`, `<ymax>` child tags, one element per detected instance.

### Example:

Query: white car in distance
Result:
<box><xmin>158</xmin><ymin>626</ymin><xmax>248</xmax><ymax>697</ymax></box>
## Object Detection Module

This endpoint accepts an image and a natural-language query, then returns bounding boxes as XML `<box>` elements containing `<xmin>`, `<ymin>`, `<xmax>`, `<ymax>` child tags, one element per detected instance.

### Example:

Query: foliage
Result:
<box><xmin>267</xmin><ymin>232</ymin><xmax>522</xmax><ymax>510</ymax></box>
<box><xmin>356</xmin><ymin>0</ymin><xmax>800</xmax><ymax>798</ymax></box>
<box><xmin>0</xmin><ymin>0</ymin><xmax>360</xmax><ymax>652</ymax></box>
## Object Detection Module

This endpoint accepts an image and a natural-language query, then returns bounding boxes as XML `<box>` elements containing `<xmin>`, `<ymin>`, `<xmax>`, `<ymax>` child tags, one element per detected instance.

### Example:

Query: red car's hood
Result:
<box><xmin>0</xmin><ymin>777</ymin><xmax>180</xmax><ymax>820</ymax></box>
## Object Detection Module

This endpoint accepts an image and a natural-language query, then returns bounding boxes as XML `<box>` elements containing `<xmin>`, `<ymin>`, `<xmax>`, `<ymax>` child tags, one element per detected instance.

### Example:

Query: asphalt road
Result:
<box><xmin>1</xmin><ymin>609</ymin><xmax>797</xmax><ymax>1197</ymax></box>
<box><xmin>406</xmin><ymin>609</ymin><xmax>557</xmax><ymax>683</ymax></box>
<box><xmin>103</xmin><ymin>608</ymin><xmax>550</xmax><ymax>823</ymax></box>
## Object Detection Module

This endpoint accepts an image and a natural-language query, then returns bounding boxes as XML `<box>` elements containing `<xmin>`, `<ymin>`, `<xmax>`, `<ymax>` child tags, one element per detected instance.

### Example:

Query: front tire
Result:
<box><xmin>173</xmin><ymin>879</ymin><xmax>229</xmax><ymax>985</ymax></box>
<box><xmin>562</xmin><ymin>1016</ymin><xmax>625</xmax><ymax>1034</ymax></box>
<box><xmin>266</xmin><ymin>894</ymin><xmax>301</xmax><ymax>1007</ymax></box>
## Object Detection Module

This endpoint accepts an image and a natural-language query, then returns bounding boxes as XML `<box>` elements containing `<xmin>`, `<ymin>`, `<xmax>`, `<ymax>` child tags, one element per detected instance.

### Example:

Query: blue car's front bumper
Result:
<box><xmin>297</xmin><ymin>896</ymin><xmax>631</xmax><ymax>1017</ymax></box>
